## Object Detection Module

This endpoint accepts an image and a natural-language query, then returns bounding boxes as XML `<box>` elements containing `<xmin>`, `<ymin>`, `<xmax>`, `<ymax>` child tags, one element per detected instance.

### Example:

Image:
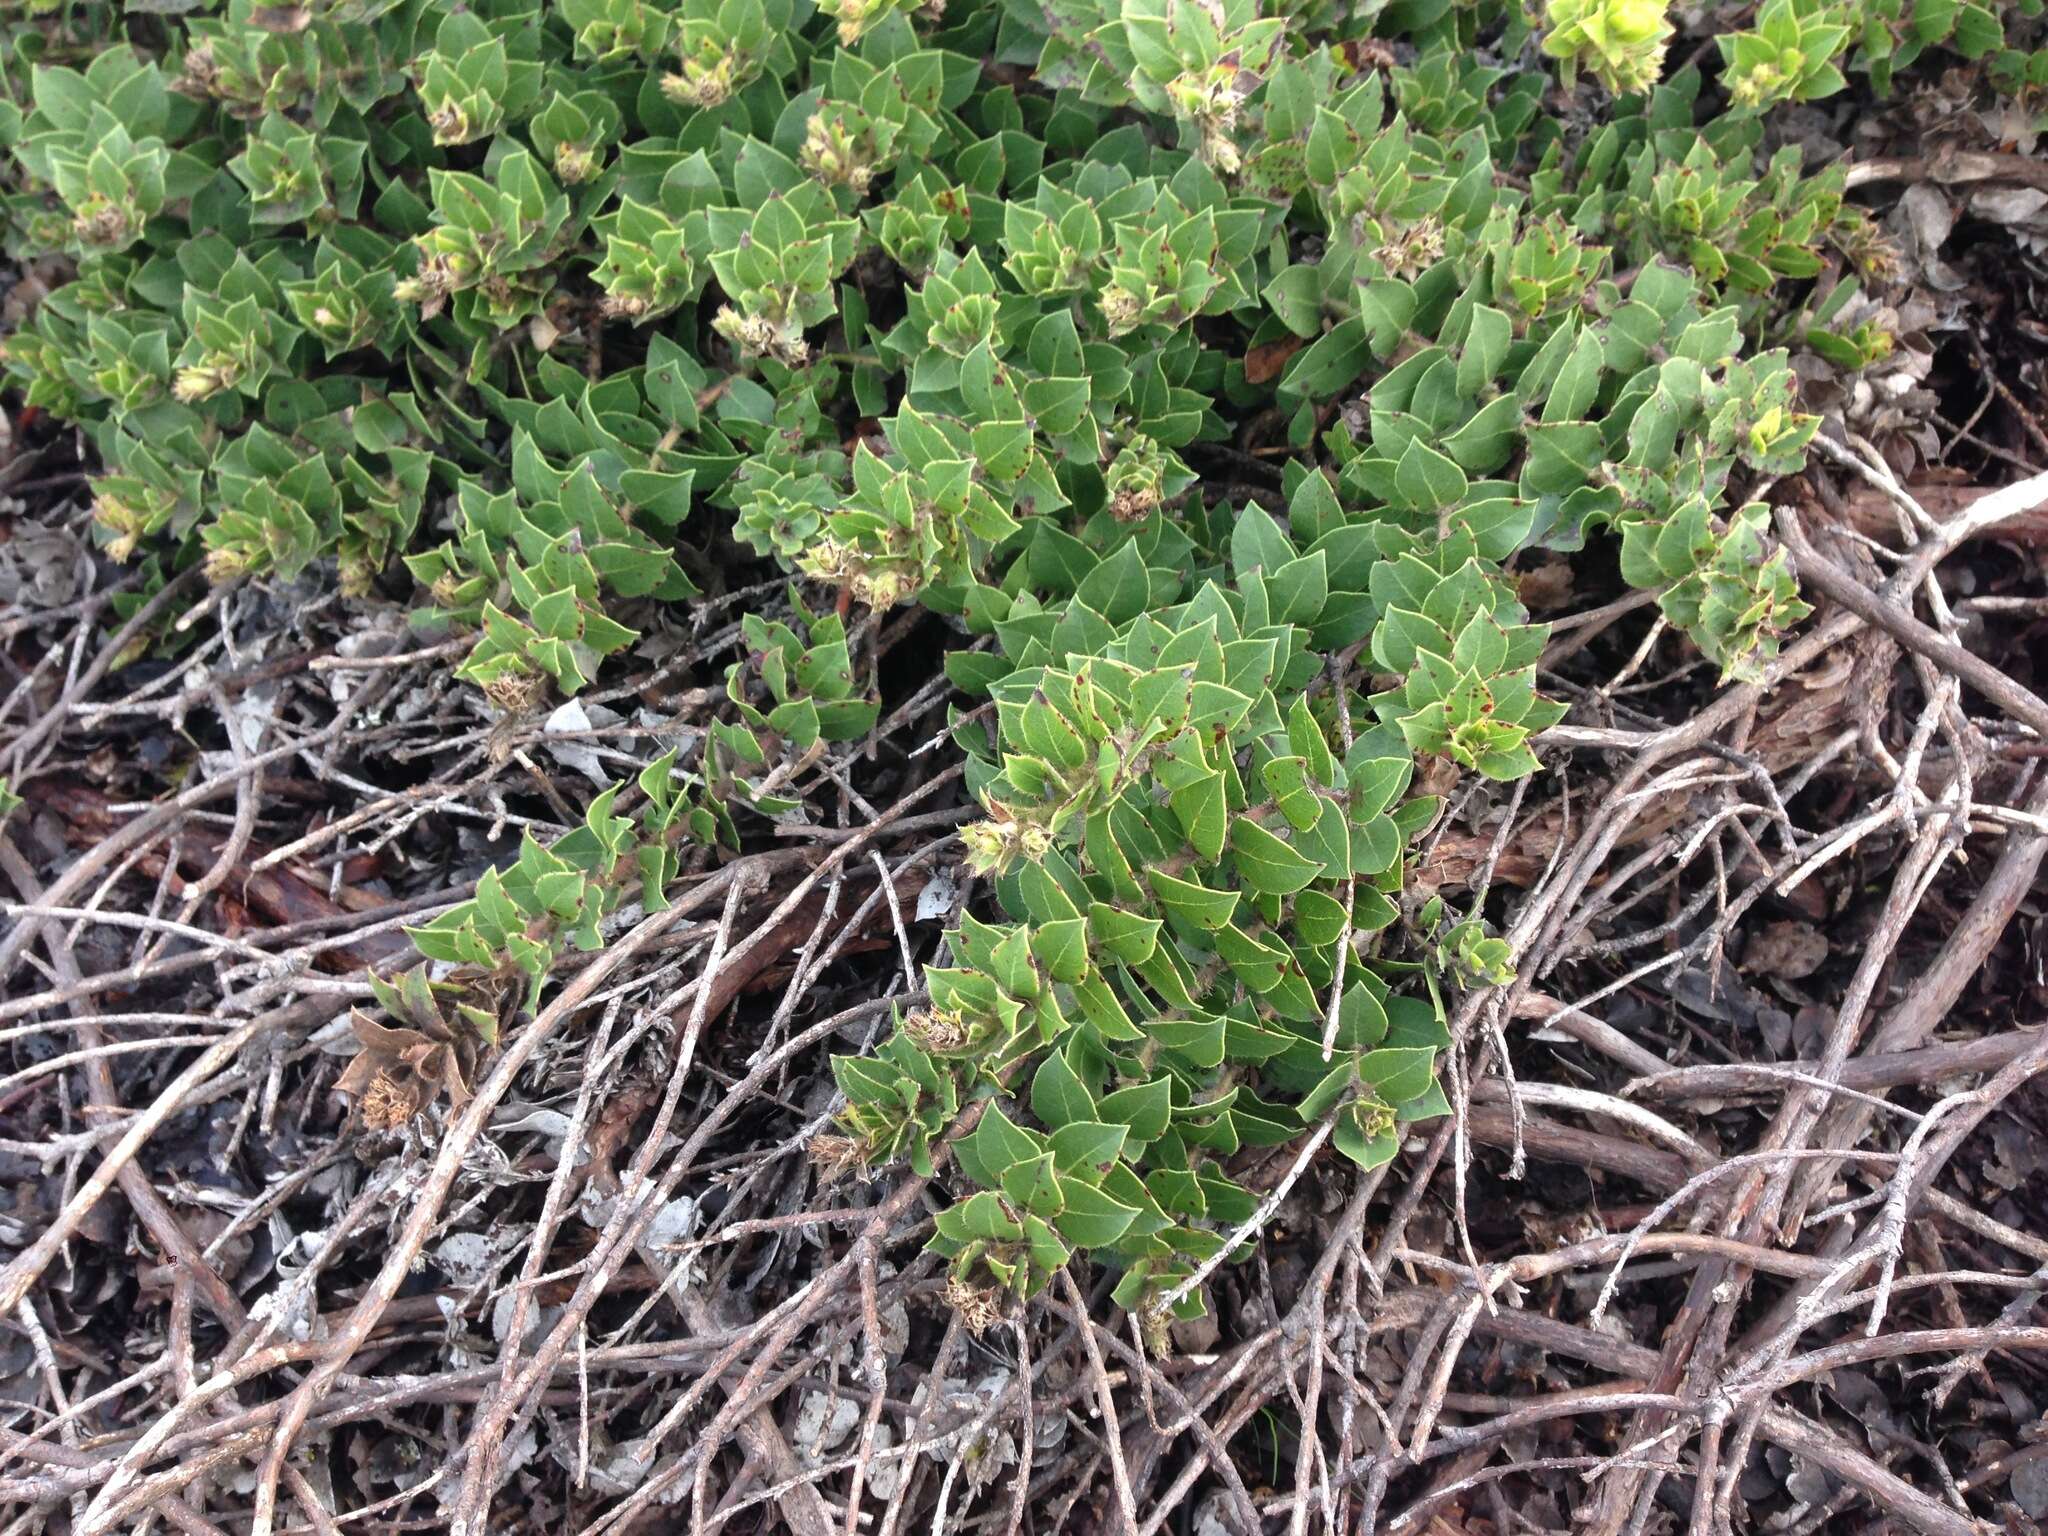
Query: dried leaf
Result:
<box><xmin>1745</xmin><ymin>920</ymin><xmax>1829</xmax><ymax>980</ymax></box>
<box><xmin>1244</xmin><ymin>335</ymin><xmax>1305</xmax><ymax>385</ymax></box>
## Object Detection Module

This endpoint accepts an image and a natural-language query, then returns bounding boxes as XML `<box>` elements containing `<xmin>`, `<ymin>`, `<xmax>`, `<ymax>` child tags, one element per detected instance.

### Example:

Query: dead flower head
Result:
<box><xmin>335</xmin><ymin>1009</ymin><xmax>478</xmax><ymax>1128</ymax></box>
<box><xmin>807</xmin><ymin>1131</ymin><xmax>871</xmax><ymax>1184</ymax></box>
<box><xmin>942</xmin><ymin>1275</ymin><xmax>1007</xmax><ymax>1337</ymax></box>
<box><xmin>334</xmin><ymin>969</ymin><xmax>490</xmax><ymax>1129</ymax></box>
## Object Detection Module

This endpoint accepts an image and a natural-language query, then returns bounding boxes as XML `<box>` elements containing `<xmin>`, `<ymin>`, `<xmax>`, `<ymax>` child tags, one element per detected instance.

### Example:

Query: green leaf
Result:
<box><xmin>1074</xmin><ymin>542</ymin><xmax>1152</xmax><ymax>625</ymax></box>
<box><xmin>1088</xmin><ymin>902</ymin><xmax>1161</xmax><ymax>964</ymax></box>
<box><xmin>1288</xmin><ymin>696</ymin><xmax>1336</xmax><ymax>784</ymax></box>
<box><xmin>1230</xmin><ymin>503</ymin><xmax>1295</xmax><ymax>581</ymax></box>
<box><xmin>1147</xmin><ymin>869</ymin><xmax>1239</xmax><ymax>930</ymax></box>
<box><xmin>971</xmin><ymin>1100</ymin><xmax>1043</xmax><ymax>1182</ymax></box>
<box><xmin>939</xmin><ymin>1189</ymin><xmax>1023</xmax><ymax>1242</ymax></box>
<box><xmin>1281</xmin><ymin>316</ymin><xmax>1370</xmax><ymax>398</ymax></box>
<box><xmin>1070</xmin><ymin>973</ymin><xmax>1144</xmax><ymax>1041</ymax></box>
<box><xmin>1031</xmin><ymin>917</ymin><xmax>1090</xmax><ymax>984</ymax></box>
<box><xmin>1260</xmin><ymin>755</ymin><xmax>1321</xmax><ymax>830</ymax></box>
<box><xmin>1170</xmin><ymin>768</ymin><xmax>1228</xmax><ymax>861</ymax></box>
<box><xmin>833</xmin><ymin>1054</ymin><xmax>903</xmax><ymax>1107</ymax></box>
<box><xmin>1395</xmin><ymin>439</ymin><xmax>1469</xmax><ymax>513</ymax></box>
<box><xmin>1335</xmin><ymin>982</ymin><xmax>1389</xmax><ymax>1049</ymax></box>
<box><xmin>1001</xmin><ymin>1152</ymin><xmax>1066</xmax><ymax>1216</ymax></box>
<box><xmin>989</xmin><ymin>925</ymin><xmax>1040</xmax><ymax>998</ymax></box>
<box><xmin>1031</xmin><ymin>1048</ymin><xmax>1097</xmax><ymax>1128</ymax></box>
<box><xmin>948</xmin><ymin>651</ymin><xmax>1013</xmax><ymax>695</ymax></box>
<box><xmin>1097</xmin><ymin>1077</ymin><xmax>1172</xmax><ymax>1142</ymax></box>
<box><xmin>1298</xmin><ymin>1059</ymin><xmax>1355</xmax><ymax>1119</ymax></box>
<box><xmin>1333</xmin><ymin>1108</ymin><xmax>1398</xmax><ymax>1171</ymax></box>
<box><xmin>1358</xmin><ymin>1046</ymin><xmax>1438</xmax><ymax>1103</ymax></box>
<box><xmin>1293</xmin><ymin>889</ymin><xmax>1349</xmax><ymax>946</ymax></box>
<box><xmin>1047</xmin><ymin>1120</ymin><xmax>1127</xmax><ymax>1177</ymax></box>
<box><xmin>1457</xmin><ymin>306</ymin><xmax>1513</xmax><ymax>399</ymax></box>
<box><xmin>1052</xmin><ymin>1179</ymin><xmax>1141</xmax><ymax>1247</ymax></box>
<box><xmin>1231</xmin><ymin>817</ymin><xmax>1323</xmax><ymax>896</ymax></box>
<box><xmin>1147</xmin><ymin>1012</ymin><xmax>1227</xmax><ymax>1069</ymax></box>
<box><xmin>1264</xmin><ymin>265</ymin><xmax>1324</xmax><ymax>339</ymax></box>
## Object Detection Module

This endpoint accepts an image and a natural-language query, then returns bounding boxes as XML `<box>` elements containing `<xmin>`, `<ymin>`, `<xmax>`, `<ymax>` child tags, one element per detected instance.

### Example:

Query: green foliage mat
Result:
<box><xmin>2</xmin><ymin>0</ymin><xmax>2040</xmax><ymax>1330</ymax></box>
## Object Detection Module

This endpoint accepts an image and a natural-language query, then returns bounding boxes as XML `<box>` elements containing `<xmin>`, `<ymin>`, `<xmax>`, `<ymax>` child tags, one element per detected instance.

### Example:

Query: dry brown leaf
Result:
<box><xmin>1244</xmin><ymin>335</ymin><xmax>1305</xmax><ymax>385</ymax></box>
<box><xmin>1745</xmin><ymin>920</ymin><xmax>1830</xmax><ymax>981</ymax></box>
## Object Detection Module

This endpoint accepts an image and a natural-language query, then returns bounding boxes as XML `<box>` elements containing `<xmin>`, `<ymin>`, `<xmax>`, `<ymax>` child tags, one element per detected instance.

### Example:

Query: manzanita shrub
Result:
<box><xmin>2</xmin><ymin>0</ymin><xmax>2037</xmax><ymax>1330</ymax></box>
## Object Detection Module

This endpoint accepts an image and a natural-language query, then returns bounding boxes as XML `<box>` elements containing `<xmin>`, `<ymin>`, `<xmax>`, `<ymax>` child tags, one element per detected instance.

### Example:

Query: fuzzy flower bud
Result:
<box><xmin>94</xmin><ymin>494</ymin><xmax>147</xmax><ymax>563</ymax></box>
<box><xmin>801</xmin><ymin>113</ymin><xmax>876</xmax><ymax>194</ymax></box>
<box><xmin>1540</xmin><ymin>0</ymin><xmax>1673</xmax><ymax>95</ymax></box>
<box><xmin>72</xmin><ymin>201</ymin><xmax>133</xmax><ymax>249</ymax></box>
<box><xmin>662</xmin><ymin>49</ymin><xmax>737</xmax><ymax>108</ymax></box>
<box><xmin>822</xmin><ymin>0</ymin><xmax>886</xmax><ymax>46</ymax></box>
<box><xmin>899</xmin><ymin>1008</ymin><xmax>974</xmax><ymax>1054</ymax></box>
<box><xmin>959</xmin><ymin>819</ymin><xmax>1014</xmax><ymax>876</ymax></box>
<box><xmin>173</xmin><ymin>41</ymin><xmax>218</xmax><ymax>97</ymax></box>
<box><xmin>1166</xmin><ymin>64</ymin><xmax>1249</xmax><ymax>174</ymax></box>
<box><xmin>1106</xmin><ymin>435</ymin><xmax>1170</xmax><ymax>522</ymax></box>
<box><xmin>554</xmin><ymin>143</ymin><xmax>599</xmax><ymax>184</ymax></box>
<box><xmin>202</xmin><ymin>542</ymin><xmax>254</xmax><ymax>585</ymax></box>
<box><xmin>172</xmin><ymin>361</ymin><xmax>238</xmax><ymax>403</ymax></box>
<box><xmin>1372</xmin><ymin>216</ymin><xmax>1445</xmax><ymax>281</ymax></box>
<box><xmin>427</xmin><ymin>101</ymin><xmax>472</xmax><ymax>146</ymax></box>
<box><xmin>1099</xmin><ymin>284</ymin><xmax>1143</xmax><ymax>336</ymax></box>
<box><xmin>394</xmin><ymin>254</ymin><xmax>459</xmax><ymax>321</ymax></box>
<box><xmin>483</xmin><ymin>670</ymin><xmax>549</xmax><ymax>715</ymax></box>
<box><xmin>959</xmin><ymin>814</ymin><xmax>1053</xmax><ymax>876</ymax></box>
<box><xmin>1354</xmin><ymin>1096</ymin><xmax>1396</xmax><ymax>1140</ymax></box>
<box><xmin>807</xmin><ymin>1132</ymin><xmax>871</xmax><ymax>1183</ymax></box>
<box><xmin>713</xmin><ymin>304</ymin><xmax>809</xmax><ymax>367</ymax></box>
<box><xmin>849</xmin><ymin>565</ymin><xmax>917</xmax><ymax>610</ymax></box>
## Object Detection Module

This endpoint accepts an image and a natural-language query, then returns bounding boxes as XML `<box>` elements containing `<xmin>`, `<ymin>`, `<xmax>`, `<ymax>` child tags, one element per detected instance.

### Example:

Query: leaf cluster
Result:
<box><xmin>5</xmin><ymin>0</ymin><xmax>2026</xmax><ymax>1328</ymax></box>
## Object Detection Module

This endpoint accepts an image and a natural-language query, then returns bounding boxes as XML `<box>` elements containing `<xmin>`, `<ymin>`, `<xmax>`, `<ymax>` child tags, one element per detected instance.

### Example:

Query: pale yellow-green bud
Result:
<box><xmin>959</xmin><ymin>819</ymin><xmax>1014</xmax><ymax>876</ymax></box>
<box><xmin>427</xmin><ymin>101</ymin><xmax>471</xmax><ymax>146</ymax></box>
<box><xmin>1541</xmin><ymin>0</ymin><xmax>1672</xmax><ymax>95</ymax></box>
<box><xmin>661</xmin><ymin>59</ymin><xmax>734</xmax><ymax>108</ymax></box>
<box><xmin>202</xmin><ymin>542</ymin><xmax>254</xmax><ymax>585</ymax></box>
<box><xmin>1355</xmin><ymin>1096</ymin><xmax>1396</xmax><ymax>1140</ymax></box>
<box><xmin>1600</xmin><ymin>0</ymin><xmax>1667</xmax><ymax>44</ymax></box>
<box><xmin>801</xmin><ymin>114</ymin><xmax>876</xmax><ymax>193</ymax></box>
<box><xmin>1099</xmin><ymin>285</ymin><xmax>1142</xmax><ymax>336</ymax></box>
<box><xmin>173</xmin><ymin>361</ymin><xmax>238</xmax><ymax>404</ymax></box>
<box><xmin>1140</xmin><ymin>1304</ymin><xmax>1173</xmax><ymax>1359</ymax></box>
<box><xmin>899</xmin><ymin>1007</ymin><xmax>973</xmax><ymax>1054</ymax></box>
<box><xmin>554</xmin><ymin>143</ymin><xmax>598</xmax><ymax>184</ymax></box>
<box><xmin>826</xmin><ymin>0</ymin><xmax>884</xmax><ymax>46</ymax></box>
<box><xmin>849</xmin><ymin>565</ymin><xmax>916</xmax><ymax>610</ymax></box>
<box><xmin>1107</xmin><ymin>436</ymin><xmax>1170</xmax><ymax>522</ymax></box>
<box><xmin>1372</xmin><ymin>216</ymin><xmax>1445</xmax><ymax>281</ymax></box>
<box><xmin>1728</xmin><ymin>59</ymin><xmax>1786</xmax><ymax>107</ymax></box>
<box><xmin>394</xmin><ymin>253</ymin><xmax>457</xmax><ymax>318</ymax></box>
<box><xmin>72</xmin><ymin>202</ymin><xmax>131</xmax><ymax>248</ymax></box>
<box><xmin>94</xmin><ymin>493</ymin><xmax>146</xmax><ymax>563</ymax></box>
<box><xmin>712</xmin><ymin>304</ymin><xmax>809</xmax><ymax>366</ymax></box>
<box><xmin>338</xmin><ymin>550</ymin><xmax>377</xmax><ymax>599</ymax></box>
